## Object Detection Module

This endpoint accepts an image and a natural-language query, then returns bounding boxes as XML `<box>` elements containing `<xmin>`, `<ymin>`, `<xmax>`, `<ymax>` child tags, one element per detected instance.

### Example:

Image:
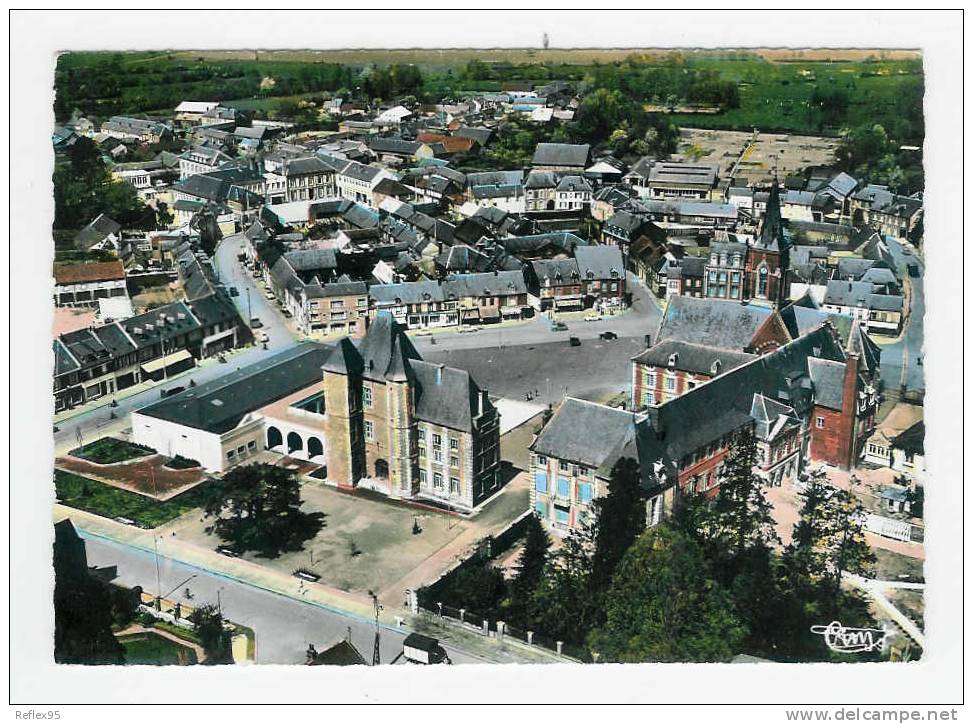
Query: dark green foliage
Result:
<box><xmin>504</xmin><ymin>514</ymin><xmax>550</xmax><ymax>623</ymax></box>
<box><xmin>202</xmin><ymin>464</ymin><xmax>324</xmax><ymax>558</ymax></box>
<box><xmin>589</xmin><ymin>457</ymin><xmax>646</xmax><ymax>593</ymax></box>
<box><xmin>589</xmin><ymin>526</ymin><xmax>746</xmax><ymax>663</ymax></box>
<box><xmin>527</xmin><ymin>524</ymin><xmax>598</xmax><ymax>646</ymax></box>
<box><xmin>189</xmin><ymin>604</ymin><xmax>231</xmax><ymax>664</ymax></box>
<box><xmin>165</xmin><ymin>455</ymin><xmax>201</xmax><ymax>470</ymax></box>
<box><xmin>708</xmin><ymin>427</ymin><xmax>779</xmax><ymax>560</ymax></box>
<box><xmin>120</xmin><ymin>632</ymin><xmax>198</xmax><ymax>665</ymax></box>
<box><xmin>54</xmin><ymin>137</ymin><xmax>155</xmax><ymax>233</ymax></box>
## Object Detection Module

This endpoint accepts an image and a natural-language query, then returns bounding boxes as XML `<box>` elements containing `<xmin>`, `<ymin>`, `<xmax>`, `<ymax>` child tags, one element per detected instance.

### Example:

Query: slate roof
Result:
<box><xmin>283</xmin><ymin>249</ymin><xmax>338</xmax><ymax>273</ymax></box>
<box><xmin>135</xmin><ymin>343</ymin><xmax>332</xmax><ymax>433</ymax></box>
<box><xmin>121</xmin><ymin>301</ymin><xmax>202</xmax><ymax>349</ymax></box>
<box><xmin>556</xmin><ymin>175</ymin><xmax>593</xmax><ymax>193</ymax></box>
<box><xmin>453</xmin><ymin>126</ymin><xmax>493</xmax><ymax>146</ymax></box>
<box><xmin>283</xmin><ymin>156</ymin><xmax>335</xmax><ymax>176</ymax></box>
<box><xmin>891</xmin><ymin>420</ymin><xmax>924</xmax><ymax>455</ymax></box>
<box><xmin>443</xmin><ymin>271</ymin><xmax>527</xmax><ymax>298</ymax></box>
<box><xmin>532</xmin><ymin>143</ymin><xmax>590</xmax><ymax>168</ymax></box>
<box><xmin>668</xmin><ymin>256</ymin><xmax>707</xmax><ymax>279</ymax></box>
<box><xmin>369</xmin><ymin>137</ymin><xmax>423</xmax><ymax>156</ymax></box>
<box><xmin>524</xmin><ymin>170</ymin><xmax>559</xmax><ymax>189</ymax></box>
<box><xmin>807</xmin><ymin>357</ymin><xmax>847</xmax><ymax>411</ymax></box>
<box><xmin>657</xmin><ymin>297</ymin><xmax>778</xmax><ymax>351</ymax></box>
<box><xmin>647</xmin><ymin>161</ymin><xmax>719</xmax><ymax>187</ymax></box>
<box><xmin>633</xmin><ymin>340</ymin><xmax>756</xmax><ymax>376</ymax></box>
<box><xmin>369</xmin><ymin>280</ymin><xmax>444</xmax><ymax>306</ymax></box>
<box><xmin>824</xmin><ymin>280</ymin><xmax>903</xmax><ymax>312</ymax></box>
<box><xmin>467</xmin><ymin>170</ymin><xmax>524</xmax><ymax>188</ymax></box>
<box><xmin>574</xmin><ymin>245</ymin><xmax>624</xmax><ymax>279</ymax></box>
<box><xmin>531</xmin><ymin>397</ymin><xmax>641</xmax><ymax>471</ymax></box>
<box><xmin>75</xmin><ymin>214</ymin><xmax>121</xmax><ymax>247</ymax></box>
<box><xmin>501</xmin><ymin>232</ymin><xmax>588</xmax><ymax>256</ymax></box>
<box><xmin>750</xmin><ymin>394</ymin><xmax>801</xmax><ymax>442</ymax></box>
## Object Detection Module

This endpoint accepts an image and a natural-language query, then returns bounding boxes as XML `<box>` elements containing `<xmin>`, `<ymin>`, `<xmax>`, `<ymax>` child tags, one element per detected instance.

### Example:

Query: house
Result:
<box><xmin>665</xmin><ymin>255</ymin><xmax>706</xmax><ymax>299</ymax></box>
<box><xmin>822</xmin><ymin>280</ymin><xmax>904</xmax><ymax>336</ymax></box>
<box><xmin>53</xmin><ymin>261</ymin><xmax>128</xmax><ymax>308</ymax></box>
<box><xmin>645</xmin><ymin>161</ymin><xmax>719</xmax><ymax>201</ymax></box>
<box><xmin>590</xmin><ymin>185</ymin><xmax>634</xmax><ymax>222</ymax></box>
<box><xmin>890</xmin><ymin>421</ymin><xmax>925</xmax><ymax>483</ymax></box>
<box><xmin>574</xmin><ymin>245</ymin><xmax>626</xmax><ymax>309</ymax></box>
<box><xmin>531</xmin><ymin>143</ymin><xmax>591</xmax><ymax>172</ymax></box>
<box><xmin>624</xmin><ymin>156</ymin><xmax>657</xmax><ymax>198</ymax></box>
<box><xmin>602</xmin><ymin>210</ymin><xmax>660</xmax><ymax>254</ymax></box>
<box><xmin>849</xmin><ymin>184</ymin><xmax>923</xmax><ymax>239</ymax></box>
<box><xmin>335</xmin><ymin>161</ymin><xmax>395</xmax><ymax>208</ymax></box>
<box><xmin>74</xmin><ymin>214</ymin><xmax>122</xmax><ymax>253</ymax></box>
<box><xmin>367</xmin><ymin>136</ymin><xmax>433</xmax><ymax>164</ymax></box>
<box><xmin>554</xmin><ymin>175</ymin><xmax>592</xmax><ymax>212</ymax></box>
<box><xmin>178</xmin><ymin>146</ymin><xmax>234</xmax><ymax>180</ymax></box>
<box><xmin>277</xmin><ymin>155</ymin><xmax>339</xmax><ymax>203</ymax></box>
<box><xmin>174</xmin><ymin>101</ymin><xmax>220</xmax><ymax>125</ymax></box>
<box><xmin>368</xmin><ymin>280</ymin><xmax>455</xmax><ymax>330</ymax></box>
<box><xmin>524</xmin><ymin>170</ymin><xmax>559</xmax><ymax>212</ymax></box>
<box><xmin>374</xmin><ymin>105</ymin><xmax>413</xmax><ymax>125</ymax></box>
<box><xmin>703</xmin><ymin>241</ymin><xmax>748</xmax><ymax>301</ymax></box>
<box><xmin>100</xmin><ymin>116</ymin><xmax>172</xmax><ymax>144</ymax></box>
<box><xmin>863</xmin><ymin>402</ymin><xmax>924</xmax><ymax>468</ymax></box>
<box><xmin>584</xmin><ymin>157</ymin><xmax>626</xmax><ymax>185</ymax></box>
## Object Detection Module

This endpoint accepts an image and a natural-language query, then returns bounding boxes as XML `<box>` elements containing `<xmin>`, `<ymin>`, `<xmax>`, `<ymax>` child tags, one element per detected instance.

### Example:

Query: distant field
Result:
<box><xmin>170</xmin><ymin>47</ymin><xmax>920</xmax><ymax>69</ymax></box>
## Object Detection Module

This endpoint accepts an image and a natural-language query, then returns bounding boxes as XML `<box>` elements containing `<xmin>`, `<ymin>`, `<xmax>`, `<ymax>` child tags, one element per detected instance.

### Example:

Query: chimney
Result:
<box><xmin>435</xmin><ymin>364</ymin><xmax>443</xmax><ymax>385</ymax></box>
<box><xmin>644</xmin><ymin>334</ymin><xmax>652</xmax><ymax>348</ymax></box>
<box><xmin>479</xmin><ymin>389</ymin><xmax>488</xmax><ymax>415</ymax></box>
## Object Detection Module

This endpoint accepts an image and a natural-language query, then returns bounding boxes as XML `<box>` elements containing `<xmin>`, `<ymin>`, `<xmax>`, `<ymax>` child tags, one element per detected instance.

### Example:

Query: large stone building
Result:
<box><xmin>319</xmin><ymin>314</ymin><xmax>502</xmax><ymax>511</ymax></box>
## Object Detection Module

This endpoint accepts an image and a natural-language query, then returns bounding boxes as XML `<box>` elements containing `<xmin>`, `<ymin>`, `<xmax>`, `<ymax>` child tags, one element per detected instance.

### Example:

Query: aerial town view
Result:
<box><xmin>48</xmin><ymin>42</ymin><xmax>926</xmax><ymax>670</ymax></box>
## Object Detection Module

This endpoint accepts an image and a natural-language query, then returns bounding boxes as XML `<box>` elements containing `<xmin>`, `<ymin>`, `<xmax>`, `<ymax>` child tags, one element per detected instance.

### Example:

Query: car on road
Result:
<box><xmin>549</xmin><ymin>321</ymin><xmax>568</xmax><ymax>332</ymax></box>
<box><xmin>250</xmin><ymin>317</ymin><xmax>263</xmax><ymax>329</ymax></box>
<box><xmin>216</xmin><ymin>546</ymin><xmax>239</xmax><ymax>558</ymax></box>
<box><xmin>599</xmin><ymin>331</ymin><xmax>618</xmax><ymax>340</ymax></box>
<box><xmin>458</xmin><ymin>326</ymin><xmax>481</xmax><ymax>334</ymax></box>
<box><xmin>257</xmin><ymin>331</ymin><xmax>270</xmax><ymax>343</ymax></box>
<box><xmin>161</xmin><ymin>386</ymin><xmax>185</xmax><ymax>398</ymax></box>
<box><xmin>907</xmin><ymin>263</ymin><xmax>920</xmax><ymax>278</ymax></box>
<box><xmin>583</xmin><ymin>312</ymin><xmax>602</xmax><ymax>322</ymax></box>
<box><xmin>569</xmin><ymin>336</ymin><xmax>581</xmax><ymax>347</ymax></box>
<box><xmin>229</xmin><ymin>286</ymin><xmax>239</xmax><ymax>297</ymax></box>
<box><xmin>902</xmin><ymin>247</ymin><xmax>913</xmax><ymax>256</ymax></box>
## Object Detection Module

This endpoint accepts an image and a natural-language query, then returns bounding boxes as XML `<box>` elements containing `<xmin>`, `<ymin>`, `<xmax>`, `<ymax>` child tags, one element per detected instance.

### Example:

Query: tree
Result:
<box><xmin>505</xmin><ymin>514</ymin><xmax>551</xmax><ymax>624</ymax></box>
<box><xmin>708</xmin><ymin>427</ymin><xmax>779</xmax><ymax>563</ymax></box>
<box><xmin>189</xmin><ymin>604</ymin><xmax>231</xmax><ymax>664</ymax></box>
<box><xmin>527</xmin><ymin>524</ymin><xmax>597</xmax><ymax>645</ymax></box>
<box><xmin>589</xmin><ymin>457</ymin><xmax>646</xmax><ymax>594</ymax></box>
<box><xmin>589</xmin><ymin>526</ymin><xmax>746</xmax><ymax>662</ymax></box>
<box><xmin>202</xmin><ymin>464</ymin><xmax>324</xmax><ymax>558</ymax></box>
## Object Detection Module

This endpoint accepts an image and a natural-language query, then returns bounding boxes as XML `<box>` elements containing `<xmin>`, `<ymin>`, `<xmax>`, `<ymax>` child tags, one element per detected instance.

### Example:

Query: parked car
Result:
<box><xmin>229</xmin><ymin>286</ymin><xmax>239</xmax><ymax>297</ymax></box>
<box><xmin>549</xmin><ymin>321</ymin><xmax>568</xmax><ymax>332</ymax></box>
<box><xmin>583</xmin><ymin>312</ymin><xmax>601</xmax><ymax>322</ymax></box>
<box><xmin>569</xmin><ymin>336</ymin><xmax>581</xmax><ymax>347</ymax></box>
<box><xmin>161</xmin><ymin>386</ymin><xmax>185</xmax><ymax>399</ymax></box>
<box><xmin>907</xmin><ymin>263</ymin><xmax>920</xmax><ymax>278</ymax></box>
<box><xmin>902</xmin><ymin>247</ymin><xmax>913</xmax><ymax>256</ymax></box>
<box><xmin>402</xmin><ymin>633</ymin><xmax>450</xmax><ymax>665</ymax></box>
<box><xmin>258</xmin><ymin>331</ymin><xmax>270</xmax><ymax>344</ymax></box>
<box><xmin>599</xmin><ymin>331</ymin><xmax>618</xmax><ymax>341</ymax></box>
<box><xmin>250</xmin><ymin>317</ymin><xmax>263</xmax><ymax>329</ymax></box>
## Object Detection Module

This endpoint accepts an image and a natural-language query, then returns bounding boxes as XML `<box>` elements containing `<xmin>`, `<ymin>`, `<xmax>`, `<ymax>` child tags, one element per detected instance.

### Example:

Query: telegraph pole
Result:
<box><xmin>368</xmin><ymin>590</ymin><xmax>382</xmax><ymax>666</ymax></box>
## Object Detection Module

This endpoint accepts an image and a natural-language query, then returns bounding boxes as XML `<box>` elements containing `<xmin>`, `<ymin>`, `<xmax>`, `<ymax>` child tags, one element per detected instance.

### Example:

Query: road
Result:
<box><xmin>877</xmin><ymin>236</ymin><xmax>925</xmax><ymax>394</ymax></box>
<box><xmin>81</xmin><ymin>533</ymin><xmax>486</xmax><ymax>665</ymax></box>
<box><xmin>54</xmin><ymin>235</ymin><xmax>299</xmax><ymax>456</ymax></box>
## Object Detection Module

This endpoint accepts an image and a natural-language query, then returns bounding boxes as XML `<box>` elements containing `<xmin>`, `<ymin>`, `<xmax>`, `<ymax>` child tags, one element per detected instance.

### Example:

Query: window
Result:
<box><xmin>433</xmin><ymin>472</ymin><xmax>444</xmax><ymax>489</ymax></box>
<box><xmin>433</xmin><ymin>434</ymin><xmax>442</xmax><ymax>447</ymax></box>
<box><xmin>559</xmin><ymin>459</ymin><xmax>570</xmax><ymax>472</ymax></box>
<box><xmin>362</xmin><ymin>386</ymin><xmax>373</xmax><ymax>408</ymax></box>
<box><xmin>665</xmin><ymin>376</ymin><xmax>676</xmax><ymax>392</ymax></box>
<box><xmin>433</xmin><ymin>449</ymin><xmax>443</xmax><ymax>463</ymax></box>
<box><xmin>419</xmin><ymin>447</ymin><xmax>426</xmax><ymax>459</ymax></box>
<box><xmin>419</xmin><ymin>470</ymin><xmax>427</xmax><ymax>484</ymax></box>
<box><xmin>364</xmin><ymin>420</ymin><xmax>375</xmax><ymax>441</ymax></box>
<box><xmin>816</xmin><ymin>416</ymin><xmax>825</xmax><ymax>429</ymax></box>
<box><xmin>237</xmin><ymin>445</ymin><xmax>245</xmax><ymax>455</ymax></box>
<box><xmin>534</xmin><ymin>500</ymin><xmax>548</xmax><ymax>518</ymax></box>
<box><xmin>450</xmin><ymin>456</ymin><xmax>459</xmax><ymax>468</ymax></box>
<box><xmin>557</xmin><ymin>477</ymin><xmax>570</xmax><ymax>498</ymax></box>
<box><xmin>226</xmin><ymin>450</ymin><xmax>235</xmax><ymax>460</ymax></box>
<box><xmin>578</xmin><ymin>482</ymin><xmax>594</xmax><ymax>503</ymax></box>
<box><xmin>536</xmin><ymin>454</ymin><xmax>547</xmax><ymax>465</ymax></box>
<box><xmin>450</xmin><ymin>477</ymin><xmax>460</xmax><ymax>494</ymax></box>
<box><xmin>449</xmin><ymin>438</ymin><xmax>458</xmax><ymax>450</ymax></box>
<box><xmin>248</xmin><ymin>440</ymin><xmax>257</xmax><ymax>450</ymax></box>
<box><xmin>555</xmin><ymin>507</ymin><xmax>570</xmax><ymax>525</ymax></box>
<box><xmin>418</xmin><ymin>429</ymin><xmax>425</xmax><ymax>441</ymax></box>
<box><xmin>534</xmin><ymin>472</ymin><xmax>548</xmax><ymax>494</ymax></box>
<box><xmin>577</xmin><ymin>465</ymin><xmax>588</xmax><ymax>477</ymax></box>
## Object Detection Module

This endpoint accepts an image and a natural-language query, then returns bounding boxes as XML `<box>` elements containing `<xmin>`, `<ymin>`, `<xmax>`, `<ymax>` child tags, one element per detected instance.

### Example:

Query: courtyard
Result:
<box><xmin>168</xmin><ymin>473</ymin><xmax>530</xmax><ymax>597</ymax></box>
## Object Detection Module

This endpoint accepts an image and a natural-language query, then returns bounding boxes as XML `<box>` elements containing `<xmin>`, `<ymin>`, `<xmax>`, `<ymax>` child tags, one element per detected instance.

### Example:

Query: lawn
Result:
<box><xmin>119</xmin><ymin>632</ymin><xmax>198</xmax><ymax>665</ymax></box>
<box><xmin>54</xmin><ymin>470</ymin><xmax>210</xmax><ymax>528</ymax></box>
<box><xmin>70</xmin><ymin>437</ymin><xmax>156</xmax><ymax>465</ymax></box>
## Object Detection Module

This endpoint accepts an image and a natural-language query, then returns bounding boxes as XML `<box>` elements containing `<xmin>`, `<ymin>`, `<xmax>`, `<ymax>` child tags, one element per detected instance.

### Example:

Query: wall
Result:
<box><xmin>131</xmin><ymin>412</ymin><xmax>224</xmax><ymax>472</ymax></box>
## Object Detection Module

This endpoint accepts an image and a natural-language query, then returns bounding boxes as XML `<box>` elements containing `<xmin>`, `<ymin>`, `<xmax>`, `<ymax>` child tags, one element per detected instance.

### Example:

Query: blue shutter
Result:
<box><xmin>534</xmin><ymin>501</ymin><xmax>548</xmax><ymax>518</ymax></box>
<box><xmin>555</xmin><ymin>508</ymin><xmax>569</xmax><ymax>524</ymax></box>
<box><xmin>534</xmin><ymin>471</ymin><xmax>548</xmax><ymax>494</ymax></box>
<box><xmin>579</xmin><ymin>482</ymin><xmax>593</xmax><ymax>503</ymax></box>
<box><xmin>557</xmin><ymin>477</ymin><xmax>570</xmax><ymax>498</ymax></box>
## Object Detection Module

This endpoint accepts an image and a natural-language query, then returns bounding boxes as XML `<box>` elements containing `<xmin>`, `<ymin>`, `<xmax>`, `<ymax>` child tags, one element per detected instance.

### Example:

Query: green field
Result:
<box><xmin>54</xmin><ymin>470</ymin><xmax>210</xmax><ymax>528</ymax></box>
<box><xmin>55</xmin><ymin>49</ymin><xmax>922</xmax><ymax>140</ymax></box>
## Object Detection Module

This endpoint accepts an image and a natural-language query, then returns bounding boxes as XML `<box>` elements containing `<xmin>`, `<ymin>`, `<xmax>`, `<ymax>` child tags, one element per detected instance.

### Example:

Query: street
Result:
<box><xmin>876</xmin><ymin>236</ymin><xmax>925</xmax><ymax>394</ymax></box>
<box><xmin>81</xmin><ymin>533</ymin><xmax>487</xmax><ymax>665</ymax></box>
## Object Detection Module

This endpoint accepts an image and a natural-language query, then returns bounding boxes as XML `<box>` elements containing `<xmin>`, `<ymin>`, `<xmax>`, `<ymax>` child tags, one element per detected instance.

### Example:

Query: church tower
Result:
<box><xmin>747</xmin><ymin>179</ymin><xmax>791</xmax><ymax>306</ymax></box>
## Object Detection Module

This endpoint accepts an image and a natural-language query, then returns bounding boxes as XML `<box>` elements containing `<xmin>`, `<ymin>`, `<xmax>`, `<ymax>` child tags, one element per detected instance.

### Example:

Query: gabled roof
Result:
<box><xmin>74</xmin><ymin>214</ymin><xmax>121</xmax><ymax>246</ymax></box>
<box><xmin>532</xmin><ymin>142</ymin><xmax>590</xmax><ymax>168</ymax></box>
<box><xmin>657</xmin><ymin>297</ymin><xmax>781</xmax><ymax>352</ymax></box>
<box><xmin>574</xmin><ymin>245</ymin><xmax>623</xmax><ymax>280</ymax></box>
<box><xmin>531</xmin><ymin>397</ymin><xmax>640</xmax><ymax>472</ymax></box>
<box><xmin>891</xmin><ymin>420</ymin><xmax>924</xmax><ymax>455</ymax></box>
<box><xmin>807</xmin><ymin>357</ymin><xmax>847</xmax><ymax>411</ymax></box>
<box><xmin>54</xmin><ymin>260</ymin><xmax>125</xmax><ymax>285</ymax></box>
<box><xmin>633</xmin><ymin>340</ymin><xmax>756</xmax><ymax>377</ymax></box>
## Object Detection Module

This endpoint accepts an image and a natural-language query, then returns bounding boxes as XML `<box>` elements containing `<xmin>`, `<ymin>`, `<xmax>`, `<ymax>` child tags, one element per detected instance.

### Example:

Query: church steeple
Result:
<box><xmin>758</xmin><ymin>179</ymin><xmax>788</xmax><ymax>253</ymax></box>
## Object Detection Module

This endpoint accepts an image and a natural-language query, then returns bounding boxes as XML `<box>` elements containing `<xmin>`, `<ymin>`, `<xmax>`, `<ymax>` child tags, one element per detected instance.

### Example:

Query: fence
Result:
<box><xmin>866</xmin><ymin>513</ymin><xmax>923</xmax><ymax>544</ymax></box>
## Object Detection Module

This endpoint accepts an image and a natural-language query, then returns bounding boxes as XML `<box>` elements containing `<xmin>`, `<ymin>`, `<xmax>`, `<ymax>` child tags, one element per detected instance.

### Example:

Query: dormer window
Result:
<box><xmin>711</xmin><ymin>359</ymin><xmax>722</xmax><ymax>376</ymax></box>
<box><xmin>668</xmin><ymin>352</ymin><xmax>679</xmax><ymax>368</ymax></box>
<box><xmin>610</xmin><ymin>268</ymin><xmax>619</xmax><ymax>279</ymax></box>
